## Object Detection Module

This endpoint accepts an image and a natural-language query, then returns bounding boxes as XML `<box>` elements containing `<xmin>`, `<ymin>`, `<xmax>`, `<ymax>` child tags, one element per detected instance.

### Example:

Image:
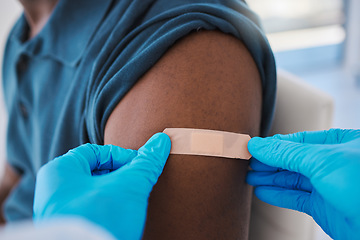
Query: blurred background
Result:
<box><xmin>247</xmin><ymin>0</ymin><xmax>360</xmax><ymax>130</ymax></box>
<box><xmin>0</xmin><ymin>0</ymin><xmax>359</xmax><ymax>239</ymax></box>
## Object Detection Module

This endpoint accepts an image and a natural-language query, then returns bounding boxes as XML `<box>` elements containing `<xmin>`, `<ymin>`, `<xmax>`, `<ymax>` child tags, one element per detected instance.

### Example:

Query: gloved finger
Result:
<box><xmin>55</xmin><ymin>144</ymin><xmax>137</xmax><ymax>175</ymax></box>
<box><xmin>92</xmin><ymin>169</ymin><xmax>111</xmax><ymax>175</ymax></box>
<box><xmin>254</xmin><ymin>186</ymin><xmax>311</xmax><ymax>216</ymax></box>
<box><xmin>338</xmin><ymin>129</ymin><xmax>360</xmax><ymax>143</ymax></box>
<box><xmin>121</xmin><ymin>133</ymin><xmax>171</xmax><ymax>187</ymax></box>
<box><xmin>249</xmin><ymin>158</ymin><xmax>282</xmax><ymax>172</ymax></box>
<box><xmin>247</xmin><ymin>170</ymin><xmax>313</xmax><ymax>192</ymax></box>
<box><xmin>271</xmin><ymin>129</ymin><xmax>360</xmax><ymax>144</ymax></box>
<box><xmin>90</xmin><ymin>144</ymin><xmax>137</xmax><ymax>171</ymax></box>
<box><xmin>248</xmin><ymin>137</ymin><xmax>328</xmax><ymax>179</ymax></box>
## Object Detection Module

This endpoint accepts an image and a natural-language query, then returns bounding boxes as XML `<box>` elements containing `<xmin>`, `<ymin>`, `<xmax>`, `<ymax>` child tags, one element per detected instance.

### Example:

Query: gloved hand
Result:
<box><xmin>33</xmin><ymin>133</ymin><xmax>171</xmax><ymax>240</ymax></box>
<box><xmin>246</xmin><ymin>129</ymin><xmax>360</xmax><ymax>240</ymax></box>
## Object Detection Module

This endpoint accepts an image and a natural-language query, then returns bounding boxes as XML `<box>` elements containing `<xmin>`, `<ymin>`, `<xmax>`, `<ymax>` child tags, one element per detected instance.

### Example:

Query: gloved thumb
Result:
<box><xmin>248</xmin><ymin>137</ymin><xmax>327</xmax><ymax>179</ymax></box>
<box><xmin>126</xmin><ymin>133</ymin><xmax>171</xmax><ymax>187</ymax></box>
<box><xmin>45</xmin><ymin>144</ymin><xmax>137</xmax><ymax>177</ymax></box>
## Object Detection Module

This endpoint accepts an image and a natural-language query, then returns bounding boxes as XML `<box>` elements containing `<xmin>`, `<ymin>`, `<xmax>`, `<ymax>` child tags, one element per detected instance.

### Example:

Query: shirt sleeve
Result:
<box><xmin>83</xmin><ymin>0</ymin><xmax>276</xmax><ymax>144</ymax></box>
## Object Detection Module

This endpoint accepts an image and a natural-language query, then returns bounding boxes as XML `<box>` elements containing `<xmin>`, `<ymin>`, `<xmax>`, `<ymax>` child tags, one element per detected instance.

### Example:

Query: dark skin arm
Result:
<box><xmin>104</xmin><ymin>30</ymin><xmax>262</xmax><ymax>239</ymax></box>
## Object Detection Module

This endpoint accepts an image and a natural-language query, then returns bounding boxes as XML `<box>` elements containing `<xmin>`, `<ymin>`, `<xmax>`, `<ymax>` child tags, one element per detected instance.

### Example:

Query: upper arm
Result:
<box><xmin>104</xmin><ymin>30</ymin><xmax>262</xmax><ymax>239</ymax></box>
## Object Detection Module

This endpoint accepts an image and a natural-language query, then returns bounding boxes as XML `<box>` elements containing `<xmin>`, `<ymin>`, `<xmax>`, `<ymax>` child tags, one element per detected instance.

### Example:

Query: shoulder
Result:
<box><xmin>85</xmin><ymin>0</ymin><xmax>276</xmax><ymax>143</ymax></box>
<box><xmin>104</xmin><ymin>30</ymin><xmax>263</xmax><ymax>148</ymax></box>
<box><xmin>155</xmin><ymin>30</ymin><xmax>260</xmax><ymax>78</ymax></box>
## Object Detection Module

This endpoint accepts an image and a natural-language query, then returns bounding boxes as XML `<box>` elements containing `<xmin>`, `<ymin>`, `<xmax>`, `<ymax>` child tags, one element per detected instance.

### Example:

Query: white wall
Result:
<box><xmin>0</xmin><ymin>1</ymin><xmax>22</xmax><ymax>177</ymax></box>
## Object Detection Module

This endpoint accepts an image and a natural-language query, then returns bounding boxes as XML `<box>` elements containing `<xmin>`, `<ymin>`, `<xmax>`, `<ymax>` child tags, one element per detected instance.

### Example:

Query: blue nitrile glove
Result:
<box><xmin>33</xmin><ymin>133</ymin><xmax>171</xmax><ymax>240</ymax></box>
<box><xmin>246</xmin><ymin>129</ymin><xmax>360</xmax><ymax>240</ymax></box>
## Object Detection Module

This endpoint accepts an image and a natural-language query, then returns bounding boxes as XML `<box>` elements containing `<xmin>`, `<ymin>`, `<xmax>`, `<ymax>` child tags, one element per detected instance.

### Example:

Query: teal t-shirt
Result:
<box><xmin>2</xmin><ymin>0</ymin><xmax>276</xmax><ymax>220</ymax></box>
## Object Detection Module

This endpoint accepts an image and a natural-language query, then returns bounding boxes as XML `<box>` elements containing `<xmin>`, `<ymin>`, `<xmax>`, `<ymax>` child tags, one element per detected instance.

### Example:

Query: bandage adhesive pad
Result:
<box><xmin>163</xmin><ymin>128</ymin><xmax>251</xmax><ymax>160</ymax></box>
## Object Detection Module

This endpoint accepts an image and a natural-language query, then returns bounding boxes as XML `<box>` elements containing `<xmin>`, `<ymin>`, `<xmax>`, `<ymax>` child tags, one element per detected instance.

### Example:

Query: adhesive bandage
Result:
<box><xmin>163</xmin><ymin>128</ymin><xmax>251</xmax><ymax>160</ymax></box>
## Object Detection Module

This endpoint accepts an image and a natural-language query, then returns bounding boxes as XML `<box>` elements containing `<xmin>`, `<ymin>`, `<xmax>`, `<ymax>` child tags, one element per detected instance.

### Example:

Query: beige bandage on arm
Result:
<box><xmin>163</xmin><ymin>128</ymin><xmax>251</xmax><ymax>160</ymax></box>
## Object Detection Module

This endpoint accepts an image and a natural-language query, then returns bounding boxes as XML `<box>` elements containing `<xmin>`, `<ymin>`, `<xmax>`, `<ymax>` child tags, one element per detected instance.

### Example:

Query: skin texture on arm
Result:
<box><xmin>104</xmin><ymin>30</ymin><xmax>262</xmax><ymax>239</ymax></box>
<box><xmin>0</xmin><ymin>163</ymin><xmax>20</xmax><ymax>224</ymax></box>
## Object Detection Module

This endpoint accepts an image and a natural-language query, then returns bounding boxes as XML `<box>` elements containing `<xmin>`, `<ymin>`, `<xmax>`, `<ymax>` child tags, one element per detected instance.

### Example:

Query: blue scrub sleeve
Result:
<box><xmin>84</xmin><ymin>0</ymin><xmax>276</xmax><ymax>144</ymax></box>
